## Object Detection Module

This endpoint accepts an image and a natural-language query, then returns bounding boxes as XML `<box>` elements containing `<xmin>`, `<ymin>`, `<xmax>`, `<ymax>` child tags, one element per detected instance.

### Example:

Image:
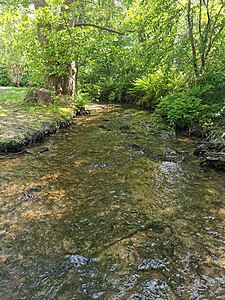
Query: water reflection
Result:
<box><xmin>0</xmin><ymin>105</ymin><xmax>225</xmax><ymax>299</ymax></box>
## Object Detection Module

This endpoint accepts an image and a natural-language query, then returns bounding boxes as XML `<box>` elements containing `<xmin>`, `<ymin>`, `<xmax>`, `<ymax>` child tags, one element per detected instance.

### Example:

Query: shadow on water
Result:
<box><xmin>0</xmin><ymin>105</ymin><xmax>225</xmax><ymax>299</ymax></box>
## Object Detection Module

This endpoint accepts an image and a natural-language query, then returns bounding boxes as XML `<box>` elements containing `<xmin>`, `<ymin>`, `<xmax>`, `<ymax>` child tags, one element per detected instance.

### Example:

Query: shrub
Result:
<box><xmin>20</xmin><ymin>72</ymin><xmax>30</xmax><ymax>87</ymax></box>
<box><xmin>154</xmin><ymin>84</ymin><xmax>223</xmax><ymax>131</ymax></box>
<box><xmin>130</xmin><ymin>70</ymin><xmax>186</xmax><ymax>108</ymax></box>
<box><xmin>75</xmin><ymin>92</ymin><xmax>92</xmax><ymax>109</ymax></box>
<box><xmin>0</xmin><ymin>65</ymin><xmax>11</xmax><ymax>86</ymax></box>
<box><xmin>82</xmin><ymin>83</ymin><xmax>101</xmax><ymax>100</ymax></box>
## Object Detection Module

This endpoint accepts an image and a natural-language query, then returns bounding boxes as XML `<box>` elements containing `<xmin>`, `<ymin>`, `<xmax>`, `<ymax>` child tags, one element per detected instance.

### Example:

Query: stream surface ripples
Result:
<box><xmin>0</xmin><ymin>104</ymin><xmax>225</xmax><ymax>299</ymax></box>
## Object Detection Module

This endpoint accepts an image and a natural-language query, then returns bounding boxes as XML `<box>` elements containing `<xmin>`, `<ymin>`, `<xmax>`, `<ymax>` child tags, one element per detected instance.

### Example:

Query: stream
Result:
<box><xmin>1</xmin><ymin>104</ymin><xmax>225</xmax><ymax>299</ymax></box>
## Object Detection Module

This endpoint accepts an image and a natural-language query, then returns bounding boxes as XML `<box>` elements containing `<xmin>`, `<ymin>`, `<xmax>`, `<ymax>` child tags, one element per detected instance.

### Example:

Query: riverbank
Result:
<box><xmin>194</xmin><ymin>134</ymin><xmax>225</xmax><ymax>170</ymax></box>
<box><xmin>1</xmin><ymin>88</ymin><xmax>224</xmax><ymax>171</ymax></box>
<box><xmin>0</xmin><ymin>87</ymin><xmax>75</xmax><ymax>153</ymax></box>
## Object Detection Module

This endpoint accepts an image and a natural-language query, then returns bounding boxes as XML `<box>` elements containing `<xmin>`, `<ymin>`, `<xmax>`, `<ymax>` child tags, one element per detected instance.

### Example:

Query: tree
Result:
<box><xmin>1</xmin><ymin>0</ymin><xmax>132</xmax><ymax>94</ymax></box>
<box><xmin>122</xmin><ymin>0</ymin><xmax>224</xmax><ymax>80</ymax></box>
<box><xmin>186</xmin><ymin>0</ymin><xmax>225</xmax><ymax>78</ymax></box>
<box><xmin>0</xmin><ymin>3</ymin><xmax>28</xmax><ymax>86</ymax></box>
<box><xmin>1</xmin><ymin>0</ymin><xmax>224</xmax><ymax>100</ymax></box>
<box><xmin>29</xmin><ymin>0</ymin><xmax>131</xmax><ymax>95</ymax></box>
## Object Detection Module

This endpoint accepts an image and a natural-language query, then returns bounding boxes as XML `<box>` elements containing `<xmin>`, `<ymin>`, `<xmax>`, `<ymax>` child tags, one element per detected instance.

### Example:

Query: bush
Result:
<box><xmin>130</xmin><ymin>70</ymin><xmax>186</xmax><ymax>108</ymax></box>
<box><xmin>154</xmin><ymin>84</ymin><xmax>223</xmax><ymax>131</ymax></box>
<box><xmin>75</xmin><ymin>92</ymin><xmax>92</xmax><ymax>109</ymax></box>
<box><xmin>86</xmin><ymin>79</ymin><xmax>134</xmax><ymax>103</ymax></box>
<box><xmin>0</xmin><ymin>65</ymin><xmax>11</xmax><ymax>86</ymax></box>
<box><xmin>20</xmin><ymin>72</ymin><xmax>30</xmax><ymax>87</ymax></box>
<box><xmin>82</xmin><ymin>83</ymin><xmax>101</xmax><ymax>100</ymax></box>
<box><xmin>155</xmin><ymin>93</ymin><xmax>207</xmax><ymax>129</ymax></box>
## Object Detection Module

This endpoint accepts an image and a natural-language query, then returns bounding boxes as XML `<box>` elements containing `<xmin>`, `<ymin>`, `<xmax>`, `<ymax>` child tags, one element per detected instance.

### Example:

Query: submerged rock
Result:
<box><xmin>193</xmin><ymin>143</ymin><xmax>208</xmax><ymax>155</ymax></box>
<box><xmin>128</xmin><ymin>144</ymin><xmax>142</xmax><ymax>150</ymax></box>
<box><xmin>65</xmin><ymin>254</ymin><xmax>97</xmax><ymax>268</ymax></box>
<box><xmin>38</xmin><ymin>147</ymin><xmax>49</xmax><ymax>153</ymax></box>
<box><xmin>98</xmin><ymin>124</ymin><xmax>111</xmax><ymax>130</ymax></box>
<box><xmin>138</xmin><ymin>258</ymin><xmax>169</xmax><ymax>271</ymax></box>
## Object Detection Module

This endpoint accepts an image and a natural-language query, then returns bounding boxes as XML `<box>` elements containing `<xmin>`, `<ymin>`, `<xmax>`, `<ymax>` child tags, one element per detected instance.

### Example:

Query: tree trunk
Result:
<box><xmin>34</xmin><ymin>0</ymin><xmax>77</xmax><ymax>96</ymax></box>
<box><xmin>74</xmin><ymin>62</ymin><xmax>79</xmax><ymax>96</ymax></box>
<box><xmin>187</xmin><ymin>0</ymin><xmax>199</xmax><ymax>78</ymax></box>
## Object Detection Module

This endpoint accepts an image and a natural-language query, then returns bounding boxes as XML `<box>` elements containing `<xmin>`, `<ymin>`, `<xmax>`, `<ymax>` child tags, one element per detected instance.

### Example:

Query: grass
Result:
<box><xmin>0</xmin><ymin>87</ymin><xmax>75</xmax><ymax>118</ymax></box>
<box><xmin>0</xmin><ymin>87</ymin><xmax>27</xmax><ymax>100</ymax></box>
<box><xmin>0</xmin><ymin>87</ymin><xmax>75</xmax><ymax>151</ymax></box>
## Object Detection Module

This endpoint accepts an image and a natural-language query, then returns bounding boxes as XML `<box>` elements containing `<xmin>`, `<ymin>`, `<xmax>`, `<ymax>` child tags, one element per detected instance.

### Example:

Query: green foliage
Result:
<box><xmin>0</xmin><ymin>66</ymin><xmax>30</xmax><ymax>87</ymax></box>
<box><xmin>82</xmin><ymin>84</ymin><xmax>101</xmax><ymax>100</ymax></box>
<box><xmin>0</xmin><ymin>87</ymin><xmax>27</xmax><ymax>104</ymax></box>
<box><xmin>75</xmin><ymin>92</ymin><xmax>92</xmax><ymax>109</ymax></box>
<box><xmin>25</xmin><ymin>88</ymin><xmax>36</xmax><ymax>103</ymax></box>
<box><xmin>130</xmin><ymin>70</ymin><xmax>186</xmax><ymax>108</ymax></box>
<box><xmin>95</xmin><ymin>78</ymin><xmax>133</xmax><ymax>103</ymax></box>
<box><xmin>0</xmin><ymin>7</ymin><xmax>29</xmax><ymax>86</ymax></box>
<box><xmin>197</xmin><ymin>68</ymin><xmax>225</xmax><ymax>100</ymax></box>
<box><xmin>80</xmin><ymin>33</ymin><xmax>142</xmax><ymax>103</ymax></box>
<box><xmin>0</xmin><ymin>0</ymin><xmax>224</xmax><ymax>136</ymax></box>
<box><xmin>154</xmin><ymin>84</ymin><xmax>224</xmax><ymax>131</ymax></box>
<box><xmin>20</xmin><ymin>72</ymin><xmax>30</xmax><ymax>87</ymax></box>
<box><xmin>0</xmin><ymin>65</ymin><xmax>11</xmax><ymax>86</ymax></box>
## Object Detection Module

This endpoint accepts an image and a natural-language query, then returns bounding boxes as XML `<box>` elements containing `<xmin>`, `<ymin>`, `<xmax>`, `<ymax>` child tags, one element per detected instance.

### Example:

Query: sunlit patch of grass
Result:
<box><xmin>0</xmin><ymin>87</ymin><xmax>27</xmax><ymax>104</ymax></box>
<box><xmin>0</xmin><ymin>106</ymin><xmax>8</xmax><ymax>116</ymax></box>
<box><xmin>0</xmin><ymin>87</ymin><xmax>75</xmax><ymax>149</ymax></box>
<box><xmin>0</xmin><ymin>87</ymin><xmax>74</xmax><ymax>118</ymax></box>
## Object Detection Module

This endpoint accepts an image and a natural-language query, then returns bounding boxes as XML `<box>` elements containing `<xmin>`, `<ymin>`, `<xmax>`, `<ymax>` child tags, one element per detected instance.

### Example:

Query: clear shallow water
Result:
<box><xmin>0</xmin><ymin>105</ymin><xmax>225</xmax><ymax>300</ymax></box>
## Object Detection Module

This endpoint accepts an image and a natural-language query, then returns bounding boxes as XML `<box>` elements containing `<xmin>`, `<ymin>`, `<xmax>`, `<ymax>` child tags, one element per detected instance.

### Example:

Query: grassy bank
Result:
<box><xmin>0</xmin><ymin>87</ymin><xmax>75</xmax><ymax>152</ymax></box>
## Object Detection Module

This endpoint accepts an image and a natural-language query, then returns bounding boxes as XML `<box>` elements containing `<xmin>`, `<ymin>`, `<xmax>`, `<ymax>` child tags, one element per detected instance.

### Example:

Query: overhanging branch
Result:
<box><xmin>73</xmin><ymin>22</ymin><xmax>134</xmax><ymax>35</ymax></box>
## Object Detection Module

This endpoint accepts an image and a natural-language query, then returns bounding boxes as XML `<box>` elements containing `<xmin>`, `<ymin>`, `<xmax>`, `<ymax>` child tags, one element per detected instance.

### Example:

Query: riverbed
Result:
<box><xmin>1</xmin><ymin>104</ymin><xmax>225</xmax><ymax>299</ymax></box>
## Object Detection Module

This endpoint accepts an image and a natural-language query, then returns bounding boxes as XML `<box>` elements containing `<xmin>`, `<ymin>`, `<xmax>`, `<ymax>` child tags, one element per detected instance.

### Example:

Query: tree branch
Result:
<box><xmin>177</xmin><ymin>0</ymin><xmax>185</xmax><ymax>8</ymax></box>
<box><xmin>199</xmin><ymin>0</ymin><xmax>203</xmax><ymax>43</ymax></box>
<box><xmin>201</xmin><ymin>2</ymin><xmax>224</xmax><ymax>71</ymax></box>
<box><xmin>62</xmin><ymin>15</ymin><xmax>73</xmax><ymax>38</ymax></box>
<box><xmin>73</xmin><ymin>22</ymin><xmax>134</xmax><ymax>35</ymax></box>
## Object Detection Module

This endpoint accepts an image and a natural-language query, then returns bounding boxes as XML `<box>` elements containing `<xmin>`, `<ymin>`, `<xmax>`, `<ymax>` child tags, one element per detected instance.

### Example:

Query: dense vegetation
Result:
<box><xmin>0</xmin><ymin>0</ymin><xmax>224</xmax><ymax>134</ymax></box>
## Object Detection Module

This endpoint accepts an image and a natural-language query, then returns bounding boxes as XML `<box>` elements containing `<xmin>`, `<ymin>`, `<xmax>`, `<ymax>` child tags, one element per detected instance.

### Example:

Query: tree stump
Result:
<box><xmin>33</xmin><ymin>88</ymin><xmax>52</xmax><ymax>105</ymax></box>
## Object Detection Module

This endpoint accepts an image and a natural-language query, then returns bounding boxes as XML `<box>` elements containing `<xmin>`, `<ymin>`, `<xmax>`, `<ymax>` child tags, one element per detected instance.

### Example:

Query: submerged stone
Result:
<box><xmin>65</xmin><ymin>255</ymin><xmax>97</xmax><ymax>268</ymax></box>
<box><xmin>138</xmin><ymin>258</ymin><xmax>169</xmax><ymax>271</ymax></box>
